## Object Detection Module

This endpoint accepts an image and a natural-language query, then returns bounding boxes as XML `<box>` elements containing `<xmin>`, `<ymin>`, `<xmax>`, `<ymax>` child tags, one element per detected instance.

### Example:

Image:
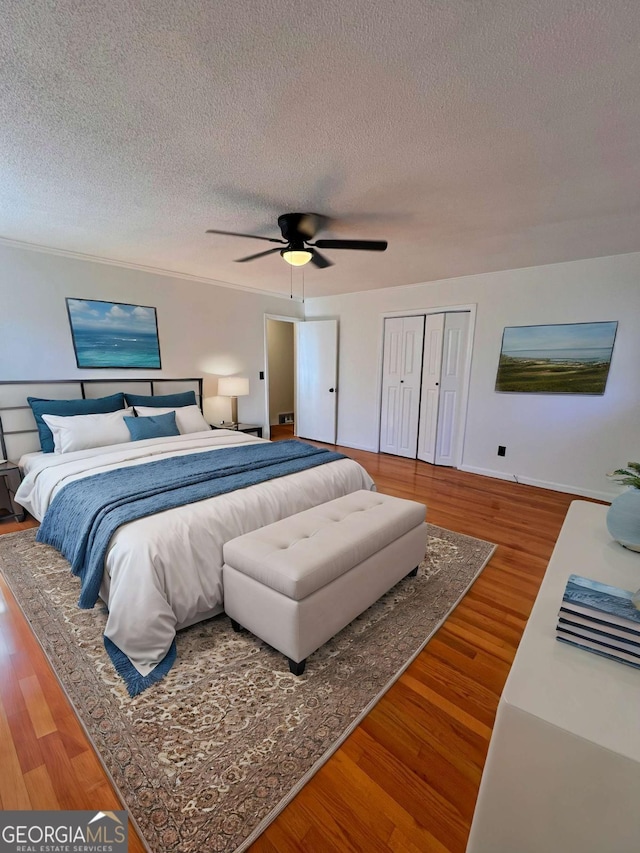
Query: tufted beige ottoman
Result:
<box><xmin>222</xmin><ymin>490</ymin><xmax>427</xmax><ymax>675</ymax></box>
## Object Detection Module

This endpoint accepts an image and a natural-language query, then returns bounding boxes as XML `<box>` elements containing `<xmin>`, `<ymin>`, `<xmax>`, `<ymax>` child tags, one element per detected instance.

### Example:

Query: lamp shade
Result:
<box><xmin>218</xmin><ymin>376</ymin><xmax>249</xmax><ymax>397</ymax></box>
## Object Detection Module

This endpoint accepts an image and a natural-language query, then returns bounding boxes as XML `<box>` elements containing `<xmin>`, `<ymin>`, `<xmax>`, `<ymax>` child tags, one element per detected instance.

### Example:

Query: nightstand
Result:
<box><xmin>212</xmin><ymin>423</ymin><xmax>263</xmax><ymax>438</ymax></box>
<box><xmin>0</xmin><ymin>461</ymin><xmax>25</xmax><ymax>523</ymax></box>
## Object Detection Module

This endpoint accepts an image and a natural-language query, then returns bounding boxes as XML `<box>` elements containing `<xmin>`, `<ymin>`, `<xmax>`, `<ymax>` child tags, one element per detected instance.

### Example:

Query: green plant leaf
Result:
<box><xmin>608</xmin><ymin>463</ymin><xmax>640</xmax><ymax>489</ymax></box>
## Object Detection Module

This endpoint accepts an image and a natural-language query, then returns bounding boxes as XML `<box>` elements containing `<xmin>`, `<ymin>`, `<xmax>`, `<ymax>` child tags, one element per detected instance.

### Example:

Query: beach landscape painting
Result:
<box><xmin>66</xmin><ymin>298</ymin><xmax>162</xmax><ymax>368</ymax></box>
<box><xmin>495</xmin><ymin>321</ymin><xmax>617</xmax><ymax>394</ymax></box>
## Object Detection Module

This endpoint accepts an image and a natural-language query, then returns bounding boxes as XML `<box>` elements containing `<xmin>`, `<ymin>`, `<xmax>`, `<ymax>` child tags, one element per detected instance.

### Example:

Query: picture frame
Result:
<box><xmin>495</xmin><ymin>321</ymin><xmax>618</xmax><ymax>394</ymax></box>
<box><xmin>66</xmin><ymin>298</ymin><xmax>162</xmax><ymax>369</ymax></box>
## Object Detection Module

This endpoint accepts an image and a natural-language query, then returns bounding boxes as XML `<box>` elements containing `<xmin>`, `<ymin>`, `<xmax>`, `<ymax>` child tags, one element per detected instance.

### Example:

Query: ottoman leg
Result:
<box><xmin>288</xmin><ymin>658</ymin><xmax>306</xmax><ymax>676</ymax></box>
<box><xmin>407</xmin><ymin>566</ymin><xmax>419</xmax><ymax>577</ymax></box>
<box><xmin>230</xmin><ymin>618</ymin><xmax>244</xmax><ymax>633</ymax></box>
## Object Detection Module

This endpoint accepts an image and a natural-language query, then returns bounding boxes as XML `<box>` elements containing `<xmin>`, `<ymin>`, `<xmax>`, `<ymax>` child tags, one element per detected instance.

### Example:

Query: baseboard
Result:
<box><xmin>335</xmin><ymin>439</ymin><xmax>379</xmax><ymax>453</ymax></box>
<box><xmin>459</xmin><ymin>465</ymin><xmax>614</xmax><ymax>502</ymax></box>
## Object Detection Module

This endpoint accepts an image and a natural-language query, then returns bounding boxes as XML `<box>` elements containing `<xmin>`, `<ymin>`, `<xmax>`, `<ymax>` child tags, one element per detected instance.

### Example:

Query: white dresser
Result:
<box><xmin>466</xmin><ymin>500</ymin><xmax>640</xmax><ymax>853</ymax></box>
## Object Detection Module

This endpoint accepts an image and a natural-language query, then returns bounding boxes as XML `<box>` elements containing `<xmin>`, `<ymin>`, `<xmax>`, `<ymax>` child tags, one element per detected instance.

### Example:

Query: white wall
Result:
<box><xmin>304</xmin><ymin>253</ymin><xmax>640</xmax><ymax>500</ymax></box>
<box><xmin>0</xmin><ymin>243</ymin><xmax>302</xmax><ymax>425</ymax></box>
<box><xmin>266</xmin><ymin>319</ymin><xmax>294</xmax><ymax>425</ymax></box>
<box><xmin>3</xmin><ymin>241</ymin><xmax>638</xmax><ymax>500</ymax></box>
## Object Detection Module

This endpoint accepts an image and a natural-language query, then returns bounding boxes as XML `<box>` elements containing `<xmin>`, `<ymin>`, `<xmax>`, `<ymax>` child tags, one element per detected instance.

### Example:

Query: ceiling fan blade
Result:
<box><xmin>313</xmin><ymin>239</ymin><xmax>388</xmax><ymax>252</ymax></box>
<box><xmin>206</xmin><ymin>228</ymin><xmax>285</xmax><ymax>244</ymax></box>
<box><xmin>298</xmin><ymin>214</ymin><xmax>321</xmax><ymax>238</ymax></box>
<box><xmin>235</xmin><ymin>247</ymin><xmax>282</xmax><ymax>263</ymax></box>
<box><xmin>310</xmin><ymin>249</ymin><xmax>334</xmax><ymax>269</ymax></box>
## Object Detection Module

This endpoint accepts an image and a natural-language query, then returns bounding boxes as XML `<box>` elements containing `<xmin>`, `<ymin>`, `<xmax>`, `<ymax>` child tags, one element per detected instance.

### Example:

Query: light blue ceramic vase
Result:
<box><xmin>606</xmin><ymin>488</ymin><xmax>640</xmax><ymax>552</ymax></box>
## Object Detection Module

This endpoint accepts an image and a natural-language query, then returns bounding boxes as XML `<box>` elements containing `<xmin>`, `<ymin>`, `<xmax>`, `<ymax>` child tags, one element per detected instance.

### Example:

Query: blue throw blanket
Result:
<box><xmin>37</xmin><ymin>440</ymin><xmax>346</xmax><ymax>694</ymax></box>
<box><xmin>38</xmin><ymin>439</ymin><xmax>346</xmax><ymax>607</ymax></box>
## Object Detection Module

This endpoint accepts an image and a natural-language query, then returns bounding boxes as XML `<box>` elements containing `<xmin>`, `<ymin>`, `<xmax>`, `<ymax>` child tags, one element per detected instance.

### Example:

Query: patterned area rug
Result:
<box><xmin>0</xmin><ymin>526</ymin><xmax>495</xmax><ymax>853</ymax></box>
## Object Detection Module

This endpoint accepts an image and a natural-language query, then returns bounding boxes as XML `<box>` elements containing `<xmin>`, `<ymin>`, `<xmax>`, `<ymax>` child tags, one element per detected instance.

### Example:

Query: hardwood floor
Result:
<box><xmin>0</xmin><ymin>437</ymin><xmax>597</xmax><ymax>852</ymax></box>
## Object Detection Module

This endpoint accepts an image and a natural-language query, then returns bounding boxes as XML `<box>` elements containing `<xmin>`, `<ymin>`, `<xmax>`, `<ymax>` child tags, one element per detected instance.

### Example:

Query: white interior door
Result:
<box><xmin>435</xmin><ymin>312</ymin><xmax>470</xmax><ymax>466</ymax></box>
<box><xmin>417</xmin><ymin>313</ymin><xmax>445</xmax><ymax>463</ymax></box>
<box><xmin>295</xmin><ymin>319</ymin><xmax>338</xmax><ymax>443</ymax></box>
<box><xmin>379</xmin><ymin>316</ymin><xmax>425</xmax><ymax>458</ymax></box>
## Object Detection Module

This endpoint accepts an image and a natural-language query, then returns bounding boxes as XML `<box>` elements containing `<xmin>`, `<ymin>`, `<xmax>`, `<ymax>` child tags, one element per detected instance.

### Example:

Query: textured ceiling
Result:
<box><xmin>1</xmin><ymin>0</ymin><xmax>640</xmax><ymax>298</ymax></box>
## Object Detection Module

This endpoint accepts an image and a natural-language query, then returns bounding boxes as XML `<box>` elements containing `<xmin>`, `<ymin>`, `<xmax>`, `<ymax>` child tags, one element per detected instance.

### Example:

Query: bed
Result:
<box><xmin>3</xmin><ymin>379</ymin><xmax>374</xmax><ymax>694</ymax></box>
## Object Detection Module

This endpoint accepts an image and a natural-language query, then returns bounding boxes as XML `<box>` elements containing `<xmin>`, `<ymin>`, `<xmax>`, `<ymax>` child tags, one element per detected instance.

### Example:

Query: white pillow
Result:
<box><xmin>42</xmin><ymin>408</ymin><xmax>134</xmax><ymax>454</ymax></box>
<box><xmin>134</xmin><ymin>404</ymin><xmax>210</xmax><ymax>435</ymax></box>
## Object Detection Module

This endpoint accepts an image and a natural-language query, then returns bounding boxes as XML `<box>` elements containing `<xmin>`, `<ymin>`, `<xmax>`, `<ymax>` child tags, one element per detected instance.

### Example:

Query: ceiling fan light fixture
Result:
<box><xmin>281</xmin><ymin>247</ymin><xmax>313</xmax><ymax>266</ymax></box>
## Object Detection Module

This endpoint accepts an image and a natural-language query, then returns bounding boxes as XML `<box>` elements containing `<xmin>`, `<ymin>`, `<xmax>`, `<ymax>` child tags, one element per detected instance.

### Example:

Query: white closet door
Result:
<box><xmin>435</xmin><ymin>312</ymin><xmax>470</xmax><ymax>466</ymax></box>
<box><xmin>295</xmin><ymin>319</ymin><xmax>338</xmax><ymax>443</ymax></box>
<box><xmin>379</xmin><ymin>316</ymin><xmax>424</xmax><ymax>458</ymax></box>
<box><xmin>379</xmin><ymin>318</ymin><xmax>403</xmax><ymax>455</ymax></box>
<box><xmin>417</xmin><ymin>313</ymin><xmax>445</xmax><ymax>463</ymax></box>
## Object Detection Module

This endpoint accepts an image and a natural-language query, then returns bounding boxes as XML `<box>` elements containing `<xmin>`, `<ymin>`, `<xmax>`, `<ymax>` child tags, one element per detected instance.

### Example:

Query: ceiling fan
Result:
<box><xmin>206</xmin><ymin>212</ymin><xmax>388</xmax><ymax>268</ymax></box>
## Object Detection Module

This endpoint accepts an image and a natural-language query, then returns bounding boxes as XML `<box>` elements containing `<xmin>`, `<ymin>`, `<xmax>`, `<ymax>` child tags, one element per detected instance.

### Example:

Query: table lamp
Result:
<box><xmin>218</xmin><ymin>376</ymin><xmax>249</xmax><ymax>426</ymax></box>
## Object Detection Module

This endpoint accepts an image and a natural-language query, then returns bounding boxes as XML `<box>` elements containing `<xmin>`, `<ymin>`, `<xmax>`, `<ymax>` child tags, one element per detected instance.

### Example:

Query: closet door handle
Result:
<box><xmin>329</xmin><ymin>388</ymin><xmax>335</xmax><ymax>393</ymax></box>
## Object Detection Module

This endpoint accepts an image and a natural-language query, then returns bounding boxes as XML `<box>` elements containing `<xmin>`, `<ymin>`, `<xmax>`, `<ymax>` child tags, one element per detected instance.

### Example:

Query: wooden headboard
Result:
<box><xmin>0</xmin><ymin>377</ymin><xmax>203</xmax><ymax>462</ymax></box>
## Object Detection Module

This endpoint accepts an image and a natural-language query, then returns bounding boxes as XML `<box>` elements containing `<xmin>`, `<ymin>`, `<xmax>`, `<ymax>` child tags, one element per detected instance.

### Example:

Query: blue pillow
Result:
<box><xmin>28</xmin><ymin>393</ymin><xmax>126</xmax><ymax>453</ymax></box>
<box><xmin>124</xmin><ymin>391</ymin><xmax>196</xmax><ymax>408</ymax></box>
<box><xmin>124</xmin><ymin>410</ymin><xmax>180</xmax><ymax>441</ymax></box>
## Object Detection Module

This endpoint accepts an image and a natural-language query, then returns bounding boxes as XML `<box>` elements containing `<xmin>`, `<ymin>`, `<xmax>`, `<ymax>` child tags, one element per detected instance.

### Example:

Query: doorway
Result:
<box><xmin>264</xmin><ymin>316</ymin><xmax>339</xmax><ymax>444</ymax></box>
<box><xmin>265</xmin><ymin>317</ymin><xmax>296</xmax><ymax>440</ymax></box>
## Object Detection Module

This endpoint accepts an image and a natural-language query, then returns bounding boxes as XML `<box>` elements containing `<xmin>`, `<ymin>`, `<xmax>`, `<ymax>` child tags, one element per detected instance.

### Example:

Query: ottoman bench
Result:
<box><xmin>222</xmin><ymin>490</ymin><xmax>427</xmax><ymax>675</ymax></box>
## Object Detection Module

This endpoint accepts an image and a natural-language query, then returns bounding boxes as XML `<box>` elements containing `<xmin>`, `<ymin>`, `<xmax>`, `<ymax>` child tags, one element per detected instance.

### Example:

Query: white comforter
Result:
<box><xmin>16</xmin><ymin>431</ymin><xmax>374</xmax><ymax>676</ymax></box>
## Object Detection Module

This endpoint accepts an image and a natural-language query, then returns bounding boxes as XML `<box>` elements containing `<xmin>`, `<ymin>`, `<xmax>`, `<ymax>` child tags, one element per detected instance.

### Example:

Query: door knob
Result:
<box><xmin>329</xmin><ymin>388</ymin><xmax>335</xmax><ymax>392</ymax></box>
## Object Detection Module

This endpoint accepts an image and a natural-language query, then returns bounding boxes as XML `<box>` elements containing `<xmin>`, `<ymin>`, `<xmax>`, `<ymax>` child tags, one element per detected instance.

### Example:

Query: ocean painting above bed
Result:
<box><xmin>66</xmin><ymin>297</ymin><xmax>162</xmax><ymax>368</ymax></box>
<box><xmin>16</xmin><ymin>429</ymin><xmax>375</xmax><ymax>696</ymax></box>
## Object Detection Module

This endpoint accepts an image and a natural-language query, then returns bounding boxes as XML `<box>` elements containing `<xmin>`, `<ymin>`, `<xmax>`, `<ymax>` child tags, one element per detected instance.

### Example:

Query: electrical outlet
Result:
<box><xmin>497</xmin><ymin>445</ymin><xmax>506</xmax><ymax>457</ymax></box>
